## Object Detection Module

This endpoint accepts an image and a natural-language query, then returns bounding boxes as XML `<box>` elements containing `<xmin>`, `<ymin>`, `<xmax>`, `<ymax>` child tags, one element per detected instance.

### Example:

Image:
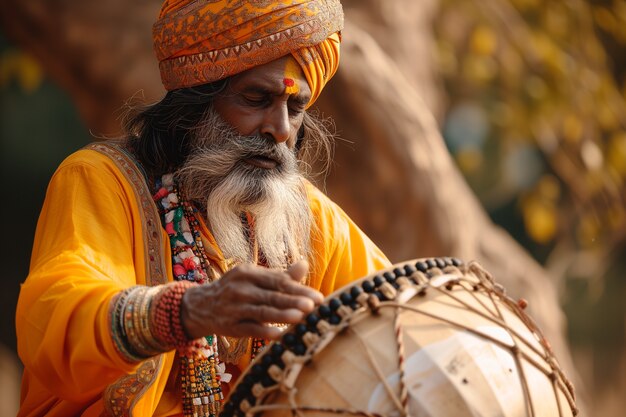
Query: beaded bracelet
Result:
<box><xmin>151</xmin><ymin>281</ymin><xmax>197</xmax><ymax>349</ymax></box>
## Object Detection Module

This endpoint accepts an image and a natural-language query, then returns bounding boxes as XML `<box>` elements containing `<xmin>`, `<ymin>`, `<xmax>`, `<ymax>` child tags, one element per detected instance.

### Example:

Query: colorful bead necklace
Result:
<box><xmin>154</xmin><ymin>174</ymin><xmax>224</xmax><ymax>416</ymax></box>
<box><xmin>153</xmin><ymin>174</ymin><xmax>267</xmax><ymax>416</ymax></box>
<box><xmin>153</xmin><ymin>174</ymin><xmax>213</xmax><ymax>284</ymax></box>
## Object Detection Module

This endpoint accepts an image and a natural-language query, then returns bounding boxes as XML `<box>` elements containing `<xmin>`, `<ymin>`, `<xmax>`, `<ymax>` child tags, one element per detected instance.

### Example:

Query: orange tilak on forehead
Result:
<box><xmin>283</xmin><ymin>58</ymin><xmax>301</xmax><ymax>95</ymax></box>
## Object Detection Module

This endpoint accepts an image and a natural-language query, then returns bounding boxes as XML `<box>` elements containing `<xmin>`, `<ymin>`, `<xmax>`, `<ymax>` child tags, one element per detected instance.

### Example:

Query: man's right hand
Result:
<box><xmin>180</xmin><ymin>260</ymin><xmax>323</xmax><ymax>340</ymax></box>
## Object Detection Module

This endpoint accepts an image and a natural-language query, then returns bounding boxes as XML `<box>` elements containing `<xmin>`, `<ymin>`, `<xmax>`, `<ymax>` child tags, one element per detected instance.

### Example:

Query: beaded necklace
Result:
<box><xmin>154</xmin><ymin>174</ymin><xmax>224</xmax><ymax>416</ymax></box>
<box><xmin>153</xmin><ymin>174</ymin><xmax>266</xmax><ymax>416</ymax></box>
<box><xmin>153</xmin><ymin>174</ymin><xmax>214</xmax><ymax>284</ymax></box>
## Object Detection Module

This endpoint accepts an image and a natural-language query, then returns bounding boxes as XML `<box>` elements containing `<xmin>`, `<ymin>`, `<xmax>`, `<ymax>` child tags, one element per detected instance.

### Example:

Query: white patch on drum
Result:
<box><xmin>367</xmin><ymin>326</ymin><xmax>529</xmax><ymax>416</ymax></box>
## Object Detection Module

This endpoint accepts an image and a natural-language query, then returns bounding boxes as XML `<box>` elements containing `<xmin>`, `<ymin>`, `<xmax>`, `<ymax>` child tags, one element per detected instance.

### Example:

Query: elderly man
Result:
<box><xmin>16</xmin><ymin>1</ymin><xmax>389</xmax><ymax>416</ymax></box>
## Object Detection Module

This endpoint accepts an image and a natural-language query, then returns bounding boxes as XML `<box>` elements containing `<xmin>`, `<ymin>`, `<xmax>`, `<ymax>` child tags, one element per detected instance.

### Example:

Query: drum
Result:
<box><xmin>220</xmin><ymin>258</ymin><xmax>577</xmax><ymax>416</ymax></box>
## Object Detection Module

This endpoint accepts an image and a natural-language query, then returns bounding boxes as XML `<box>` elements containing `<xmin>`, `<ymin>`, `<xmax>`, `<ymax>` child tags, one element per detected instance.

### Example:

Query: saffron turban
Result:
<box><xmin>153</xmin><ymin>0</ymin><xmax>343</xmax><ymax>106</ymax></box>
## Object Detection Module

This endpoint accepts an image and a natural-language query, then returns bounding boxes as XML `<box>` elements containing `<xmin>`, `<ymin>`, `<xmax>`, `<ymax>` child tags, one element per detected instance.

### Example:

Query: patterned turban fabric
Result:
<box><xmin>153</xmin><ymin>0</ymin><xmax>343</xmax><ymax>106</ymax></box>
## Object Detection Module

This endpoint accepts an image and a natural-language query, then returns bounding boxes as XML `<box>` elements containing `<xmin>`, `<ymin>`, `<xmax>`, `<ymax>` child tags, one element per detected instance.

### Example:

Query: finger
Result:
<box><xmin>277</xmin><ymin>278</ymin><xmax>323</xmax><ymax>306</ymax></box>
<box><xmin>248</xmin><ymin>288</ymin><xmax>316</xmax><ymax>313</ymax></box>
<box><xmin>241</xmin><ymin>305</ymin><xmax>305</xmax><ymax>325</ymax></box>
<box><xmin>235</xmin><ymin>322</ymin><xmax>285</xmax><ymax>341</ymax></box>
<box><xmin>228</xmin><ymin>263</ymin><xmax>323</xmax><ymax>306</ymax></box>
<box><xmin>287</xmin><ymin>260</ymin><xmax>309</xmax><ymax>282</ymax></box>
<box><xmin>250</xmin><ymin>268</ymin><xmax>316</xmax><ymax>297</ymax></box>
<box><xmin>287</xmin><ymin>260</ymin><xmax>323</xmax><ymax>304</ymax></box>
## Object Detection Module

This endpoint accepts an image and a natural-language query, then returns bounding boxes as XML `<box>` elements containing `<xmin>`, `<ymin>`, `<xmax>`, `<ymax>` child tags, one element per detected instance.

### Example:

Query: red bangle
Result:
<box><xmin>152</xmin><ymin>281</ymin><xmax>197</xmax><ymax>348</ymax></box>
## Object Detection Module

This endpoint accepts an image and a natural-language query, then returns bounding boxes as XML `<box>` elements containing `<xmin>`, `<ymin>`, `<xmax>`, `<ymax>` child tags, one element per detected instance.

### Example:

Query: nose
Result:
<box><xmin>261</xmin><ymin>103</ymin><xmax>291</xmax><ymax>145</ymax></box>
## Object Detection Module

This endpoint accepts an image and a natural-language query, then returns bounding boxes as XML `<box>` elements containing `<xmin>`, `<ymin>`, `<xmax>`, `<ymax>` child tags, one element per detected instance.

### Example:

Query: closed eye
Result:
<box><xmin>288</xmin><ymin>97</ymin><xmax>308</xmax><ymax>116</ymax></box>
<box><xmin>288</xmin><ymin>105</ymin><xmax>306</xmax><ymax>117</ymax></box>
<box><xmin>243</xmin><ymin>94</ymin><xmax>270</xmax><ymax>107</ymax></box>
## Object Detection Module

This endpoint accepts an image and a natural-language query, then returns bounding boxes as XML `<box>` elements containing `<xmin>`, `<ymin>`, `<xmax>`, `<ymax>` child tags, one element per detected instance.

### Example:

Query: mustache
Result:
<box><xmin>177</xmin><ymin>111</ymin><xmax>301</xmax><ymax>207</ymax></box>
<box><xmin>197</xmin><ymin>132</ymin><xmax>295</xmax><ymax>169</ymax></box>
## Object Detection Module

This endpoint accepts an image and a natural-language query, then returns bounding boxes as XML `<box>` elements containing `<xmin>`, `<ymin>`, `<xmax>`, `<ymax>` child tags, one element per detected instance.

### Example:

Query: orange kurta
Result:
<box><xmin>16</xmin><ymin>145</ymin><xmax>390</xmax><ymax>416</ymax></box>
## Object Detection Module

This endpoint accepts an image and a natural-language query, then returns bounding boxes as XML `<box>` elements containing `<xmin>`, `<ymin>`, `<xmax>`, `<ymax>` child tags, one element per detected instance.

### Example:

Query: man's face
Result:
<box><xmin>176</xmin><ymin>57</ymin><xmax>315</xmax><ymax>267</ymax></box>
<box><xmin>212</xmin><ymin>56</ymin><xmax>312</xmax><ymax>157</ymax></box>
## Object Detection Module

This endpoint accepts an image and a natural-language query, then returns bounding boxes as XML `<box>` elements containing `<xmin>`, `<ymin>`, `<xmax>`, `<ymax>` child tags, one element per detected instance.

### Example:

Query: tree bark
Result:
<box><xmin>340</xmin><ymin>0</ymin><xmax>443</xmax><ymax>119</ymax></box>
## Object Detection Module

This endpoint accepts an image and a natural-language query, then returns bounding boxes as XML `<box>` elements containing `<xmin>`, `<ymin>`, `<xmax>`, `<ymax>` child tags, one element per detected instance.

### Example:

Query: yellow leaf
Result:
<box><xmin>562</xmin><ymin>114</ymin><xmax>583</xmax><ymax>143</ymax></box>
<box><xmin>607</xmin><ymin>131</ymin><xmax>626</xmax><ymax>175</ymax></box>
<box><xmin>455</xmin><ymin>148</ymin><xmax>484</xmax><ymax>174</ymax></box>
<box><xmin>536</xmin><ymin>175</ymin><xmax>561</xmax><ymax>201</ymax></box>
<box><xmin>530</xmin><ymin>32</ymin><xmax>565</xmax><ymax>75</ymax></box>
<box><xmin>0</xmin><ymin>50</ymin><xmax>43</xmax><ymax>93</ymax></box>
<box><xmin>597</xmin><ymin>103</ymin><xmax>619</xmax><ymax>131</ymax></box>
<box><xmin>0</xmin><ymin>50</ymin><xmax>19</xmax><ymax>88</ymax></box>
<box><xmin>17</xmin><ymin>54</ymin><xmax>43</xmax><ymax>93</ymax></box>
<box><xmin>470</xmin><ymin>26</ymin><xmax>497</xmax><ymax>56</ymax></box>
<box><xmin>522</xmin><ymin>197</ymin><xmax>558</xmax><ymax>244</ymax></box>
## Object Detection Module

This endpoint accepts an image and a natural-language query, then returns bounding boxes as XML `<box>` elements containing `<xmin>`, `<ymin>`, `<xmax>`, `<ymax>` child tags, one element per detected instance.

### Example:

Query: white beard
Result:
<box><xmin>177</xmin><ymin>111</ymin><xmax>312</xmax><ymax>269</ymax></box>
<box><xmin>205</xmin><ymin>168</ymin><xmax>311</xmax><ymax>269</ymax></box>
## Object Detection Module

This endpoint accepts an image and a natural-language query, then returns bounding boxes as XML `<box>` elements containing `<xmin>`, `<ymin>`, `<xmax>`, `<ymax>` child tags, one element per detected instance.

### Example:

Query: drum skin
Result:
<box><xmin>220</xmin><ymin>258</ymin><xmax>577</xmax><ymax>417</ymax></box>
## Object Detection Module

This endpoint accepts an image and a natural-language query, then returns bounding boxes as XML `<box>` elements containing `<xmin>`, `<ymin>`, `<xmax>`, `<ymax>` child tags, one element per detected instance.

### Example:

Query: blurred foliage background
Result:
<box><xmin>1</xmin><ymin>0</ymin><xmax>625</xmax><ymax>415</ymax></box>
<box><xmin>436</xmin><ymin>0</ymin><xmax>626</xmax><ymax>414</ymax></box>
